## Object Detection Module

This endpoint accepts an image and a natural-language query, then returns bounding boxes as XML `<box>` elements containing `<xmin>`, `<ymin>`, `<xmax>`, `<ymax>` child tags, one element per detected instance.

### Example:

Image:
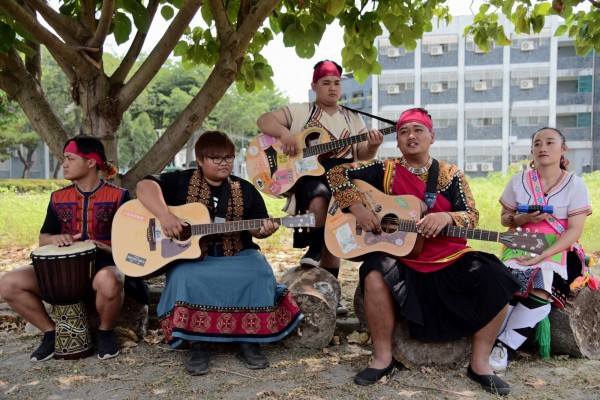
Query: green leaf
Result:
<box><xmin>113</xmin><ymin>12</ymin><xmax>132</xmax><ymax>45</ymax></box>
<box><xmin>554</xmin><ymin>24</ymin><xmax>568</xmax><ymax>37</ymax></box>
<box><xmin>325</xmin><ymin>0</ymin><xmax>345</xmax><ymax>17</ymax></box>
<box><xmin>201</xmin><ymin>3</ymin><xmax>213</xmax><ymax>26</ymax></box>
<box><xmin>531</xmin><ymin>15</ymin><xmax>546</xmax><ymax>33</ymax></box>
<box><xmin>0</xmin><ymin>22</ymin><xmax>15</xmax><ymax>53</ymax></box>
<box><xmin>160</xmin><ymin>5</ymin><xmax>175</xmax><ymax>21</ymax></box>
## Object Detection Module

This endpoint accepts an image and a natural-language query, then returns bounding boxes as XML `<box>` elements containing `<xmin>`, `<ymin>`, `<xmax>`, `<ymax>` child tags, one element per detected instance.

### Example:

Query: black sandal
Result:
<box><xmin>354</xmin><ymin>360</ymin><xmax>395</xmax><ymax>386</ymax></box>
<box><xmin>466</xmin><ymin>364</ymin><xmax>510</xmax><ymax>395</ymax></box>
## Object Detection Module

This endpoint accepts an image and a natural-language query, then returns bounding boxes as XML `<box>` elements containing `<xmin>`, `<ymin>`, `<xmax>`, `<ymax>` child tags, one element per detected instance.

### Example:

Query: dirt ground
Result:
<box><xmin>1</xmin><ymin>245</ymin><xmax>599</xmax><ymax>400</ymax></box>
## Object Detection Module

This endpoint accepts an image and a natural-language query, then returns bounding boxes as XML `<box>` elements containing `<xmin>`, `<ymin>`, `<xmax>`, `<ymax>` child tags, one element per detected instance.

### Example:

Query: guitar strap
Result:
<box><xmin>424</xmin><ymin>159</ymin><xmax>439</xmax><ymax>212</ymax></box>
<box><xmin>340</xmin><ymin>105</ymin><xmax>397</xmax><ymax>126</ymax></box>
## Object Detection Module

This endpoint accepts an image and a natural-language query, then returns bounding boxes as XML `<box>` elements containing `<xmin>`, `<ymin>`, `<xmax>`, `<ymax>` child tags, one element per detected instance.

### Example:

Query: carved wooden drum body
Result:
<box><xmin>31</xmin><ymin>242</ymin><xmax>97</xmax><ymax>360</ymax></box>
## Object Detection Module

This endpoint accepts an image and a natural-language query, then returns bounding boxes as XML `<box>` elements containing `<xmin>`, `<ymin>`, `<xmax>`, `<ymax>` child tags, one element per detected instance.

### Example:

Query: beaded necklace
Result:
<box><xmin>400</xmin><ymin>156</ymin><xmax>432</xmax><ymax>175</ymax></box>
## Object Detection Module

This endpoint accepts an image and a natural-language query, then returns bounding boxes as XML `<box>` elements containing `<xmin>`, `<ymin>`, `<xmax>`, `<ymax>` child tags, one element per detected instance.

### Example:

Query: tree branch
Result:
<box><xmin>122</xmin><ymin>0</ymin><xmax>281</xmax><ymax>188</ymax></box>
<box><xmin>24</xmin><ymin>0</ymin><xmax>84</xmax><ymax>43</ymax></box>
<box><xmin>81</xmin><ymin>0</ymin><xmax>97</xmax><ymax>33</ymax></box>
<box><xmin>1</xmin><ymin>0</ymin><xmax>88</xmax><ymax>70</ymax></box>
<box><xmin>116</xmin><ymin>0</ymin><xmax>203</xmax><ymax>111</ymax></box>
<box><xmin>0</xmin><ymin>50</ymin><xmax>69</xmax><ymax>159</ymax></box>
<box><xmin>110</xmin><ymin>0</ymin><xmax>160</xmax><ymax>85</ymax></box>
<box><xmin>588</xmin><ymin>0</ymin><xmax>600</xmax><ymax>9</ymax></box>
<box><xmin>209</xmin><ymin>0</ymin><xmax>233</xmax><ymax>41</ymax></box>
<box><xmin>88</xmin><ymin>0</ymin><xmax>115</xmax><ymax>49</ymax></box>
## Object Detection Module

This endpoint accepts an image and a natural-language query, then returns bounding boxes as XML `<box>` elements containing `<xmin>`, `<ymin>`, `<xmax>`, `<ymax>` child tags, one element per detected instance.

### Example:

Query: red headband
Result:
<box><xmin>312</xmin><ymin>61</ymin><xmax>341</xmax><ymax>83</ymax></box>
<box><xmin>396</xmin><ymin>109</ymin><xmax>433</xmax><ymax>132</ymax></box>
<box><xmin>64</xmin><ymin>141</ymin><xmax>106</xmax><ymax>171</ymax></box>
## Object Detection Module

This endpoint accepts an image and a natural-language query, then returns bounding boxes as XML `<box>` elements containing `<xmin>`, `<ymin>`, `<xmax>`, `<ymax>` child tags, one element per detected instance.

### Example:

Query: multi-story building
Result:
<box><xmin>338</xmin><ymin>15</ymin><xmax>598</xmax><ymax>175</ymax></box>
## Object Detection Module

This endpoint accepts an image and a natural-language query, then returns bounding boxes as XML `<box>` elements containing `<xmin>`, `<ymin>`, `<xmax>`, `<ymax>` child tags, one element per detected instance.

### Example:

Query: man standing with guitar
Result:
<box><xmin>326</xmin><ymin>108</ymin><xmax>519</xmax><ymax>395</ymax></box>
<box><xmin>135</xmin><ymin>131</ymin><xmax>303</xmax><ymax>376</ymax></box>
<box><xmin>256</xmin><ymin>60</ymin><xmax>384</xmax><ymax>314</ymax></box>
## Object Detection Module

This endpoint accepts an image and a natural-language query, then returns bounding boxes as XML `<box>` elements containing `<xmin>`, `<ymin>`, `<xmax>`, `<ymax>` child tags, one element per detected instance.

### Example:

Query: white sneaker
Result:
<box><xmin>489</xmin><ymin>343</ymin><xmax>508</xmax><ymax>371</ymax></box>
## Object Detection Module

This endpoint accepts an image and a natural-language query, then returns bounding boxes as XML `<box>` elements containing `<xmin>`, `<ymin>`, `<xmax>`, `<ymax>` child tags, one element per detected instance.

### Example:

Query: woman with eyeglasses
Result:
<box><xmin>256</xmin><ymin>60</ymin><xmax>384</xmax><ymax>314</ymax></box>
<box><xmin>489</xmin><ymin>127</ymin><xmax>594</xmax><ymax>371</ymax></box>
<box><xmin>136</xmin><ymin>130</ymin><xmax>303</xmax><ymax>376</ymax></box>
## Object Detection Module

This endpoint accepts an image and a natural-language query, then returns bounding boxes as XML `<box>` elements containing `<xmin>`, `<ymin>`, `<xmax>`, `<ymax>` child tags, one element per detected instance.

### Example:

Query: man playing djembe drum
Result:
<box><xmin>0</xmin><ymin>135</ymin><xmax>149</xmax><ymax>361</ymax></box>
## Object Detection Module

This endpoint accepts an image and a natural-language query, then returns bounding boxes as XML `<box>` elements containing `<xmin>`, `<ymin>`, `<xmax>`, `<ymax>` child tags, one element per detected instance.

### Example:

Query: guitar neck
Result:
<box><xmin>395</xmin><ymin>219</ymin><xmax>501</xmax><ymax>243</ymax></box>
<box><xmin>190</xmin><ymin>217</ymin><xmax>282</xmax><ymax>236</ymax></box>
<box><xmin>303</xmin><ymin>126</ymin><xmax>396</xmax><ymax>157</ymax></box>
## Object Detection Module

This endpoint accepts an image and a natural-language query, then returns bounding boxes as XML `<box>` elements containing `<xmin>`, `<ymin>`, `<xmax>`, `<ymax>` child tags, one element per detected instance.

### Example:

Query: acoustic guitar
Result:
<box><xmin>112</xmin><ymin>200</ymin><xmax>315</xmax><ymax>278</ymax></box>
<box><xmin>246</xmin><ymin>125</ymin><xmax>396</xmax><ymax>198</ymax></box>
<box><xmin>324</xmin><ymin>180</ymin><xmax>552</xmax><ymax>261</ymax></box>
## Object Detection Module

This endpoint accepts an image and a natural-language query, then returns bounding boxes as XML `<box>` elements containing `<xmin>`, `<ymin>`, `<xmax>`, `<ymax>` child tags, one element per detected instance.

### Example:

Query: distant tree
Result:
<box><xmin>2</xmin><ymin>0</ymin><xmax>596</xmax><ymax>190</ymax></box>
<box><xmin>0</xmin><ymin>110</ymin><xmax>42</xmax><ymax>178</ymax></box>
<box><xmin>117</xmin><ymin>111</ymin><xmax>156</xmax><ymax>171</ymax></box>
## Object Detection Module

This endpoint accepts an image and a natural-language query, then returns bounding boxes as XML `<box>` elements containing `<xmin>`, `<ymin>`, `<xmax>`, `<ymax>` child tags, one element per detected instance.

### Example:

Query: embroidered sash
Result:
<box><xmin>389</xmin><ymin>163</ymin><xmax>473</xmax><ymax>272</ymax></box>
<box><xmin>186</xmin><ymin>169</ymin><xmax>244</xmax><ymax>256</ymax></box>
<box><xmin>304</xmin><ymin>104</ymin><xmax>353</xmax><ymax>159</ymax></box>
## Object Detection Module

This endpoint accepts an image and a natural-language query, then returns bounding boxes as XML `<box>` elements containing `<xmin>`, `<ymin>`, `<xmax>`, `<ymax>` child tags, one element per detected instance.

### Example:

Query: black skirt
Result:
<box><xmin>359</xmin><ymin>251</ymin><xmax>520</xmax><ymax>342</ymax></box>
<box><xmin>292</xmin><ymin>158</ymin><xmax>350</xmax><ymax>248</ymax></box>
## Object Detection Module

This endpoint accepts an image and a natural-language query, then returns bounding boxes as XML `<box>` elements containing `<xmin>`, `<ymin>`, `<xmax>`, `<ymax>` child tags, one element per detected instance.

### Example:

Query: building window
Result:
<box><xmin>578</xmin><ymin>76</ymin><xmax>592</xmax><ymax>93</ymax></box>
<box><xmin>577</xmin><ymin>113</ymin><xmax>591</xmax><ymax>127</ymax></box>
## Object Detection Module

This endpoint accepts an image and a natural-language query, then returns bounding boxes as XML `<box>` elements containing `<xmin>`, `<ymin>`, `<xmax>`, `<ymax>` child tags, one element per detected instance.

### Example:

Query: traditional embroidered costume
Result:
<box><xmin>328</xmin><ymin>159</ymin><xmax>519</xmax><ymax>341</ymax></box>
<box><xmin>282</xmin><ymin>102</ymin><xmax>368</xmax><ymax>247</ymax></box>
<box><xmin>144</xmin><ymin>169</ymin><xmax>303</xmax><ymax>348</ymax></box>
<box><xmin>495</xmin><ymin>169</ymin><xmax>592</xmax><ymax>353</ymax></box>
<box><xmin>41</xmin><ymin>181</ymin><xmax>149</xmax><ymax>304</ymax></box>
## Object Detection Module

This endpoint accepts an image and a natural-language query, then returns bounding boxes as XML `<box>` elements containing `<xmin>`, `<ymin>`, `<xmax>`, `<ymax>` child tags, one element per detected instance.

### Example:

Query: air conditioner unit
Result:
<box><xmin>387</xmin><ymin>84</ymin><xmax>400</xmax><ymax>94</ymax></box>
<box><xmin>520</xmin><ymin>79</ymin><xmax>534</xmax><ymax>89</ymax></box>
<box><xmin>521</xmin><ymin>41</ymin><xmax>534</xmax><ymax>51</ymax></box>
<box><xmin>387</xmin><ymin>47</ymin><xmax>401</xmax><ymax>58</ymax></box>
<box><xmin>481</xmin><ymin>162</ymin><xmax>495</xmax><ymax>172</ymax></box>
<box><xmin>474</xmin><ymin>81</ymin><xmax>488</xmax><ymax>91</ymax></box>
<box><xmin>430</xmin><ymin>45</ymin><xmax>443</xmax><ymax>55</ymax></box>
<box><xmin>430</xmin><ymin>83</ymin><xmax>443</xmax><ymax>93</ymax></box>
<box><xmin>465</xmin><ymin>163</ymin><xmax>479</xmax><ymax>172</ymax></box>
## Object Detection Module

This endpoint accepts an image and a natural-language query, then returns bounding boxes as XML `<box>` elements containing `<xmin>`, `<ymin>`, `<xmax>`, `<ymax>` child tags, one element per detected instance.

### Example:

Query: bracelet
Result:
<box><xmin>507</xmin><ymin>214</ymin><xmax>517</xmax><ymax>228</ymax></box>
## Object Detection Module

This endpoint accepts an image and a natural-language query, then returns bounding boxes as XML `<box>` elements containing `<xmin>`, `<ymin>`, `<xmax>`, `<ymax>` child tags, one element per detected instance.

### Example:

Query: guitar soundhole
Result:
<box><xmin>380</xmin><ymin>214</ymin><xmax>400</xmax><ymax>234</ymax></box>
<box><xmin>304</xmin><ymin>130</ymin><xmax>322</xmax><ymax>147</ymax></box>
<box><xmin>178</xmin><ymin>224</ymin><xmax>192</xmax><ymax>241</ymax></box>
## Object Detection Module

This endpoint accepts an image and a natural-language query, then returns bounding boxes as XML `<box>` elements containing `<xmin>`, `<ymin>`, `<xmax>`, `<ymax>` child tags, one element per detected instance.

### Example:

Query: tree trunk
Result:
<box><xmin>548</xmin><ymin>286</ymin><xmax>600</xmax><ymax>359</ymax></box>
<box><xmin>354</xmin><ymin>286</ymin><xmax>471</xmax><ymax>369</ymax></box>
<box><xmin>279</xmin><ymin>266</ymin><xmax>340</xmax><ymax>349</ymax></box>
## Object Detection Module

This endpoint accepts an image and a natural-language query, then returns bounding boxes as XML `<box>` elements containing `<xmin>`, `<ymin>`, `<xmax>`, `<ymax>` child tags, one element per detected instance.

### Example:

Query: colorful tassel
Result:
<box><xmin>535</xmin><ymin>316</ymin><xmax>551</xmax><ymax>358</ymax></box>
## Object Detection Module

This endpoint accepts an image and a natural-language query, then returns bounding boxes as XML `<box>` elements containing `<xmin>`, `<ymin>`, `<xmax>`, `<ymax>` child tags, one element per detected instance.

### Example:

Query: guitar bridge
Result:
<box><xmin>147</xmin><ymin>218</ymin><xmax>156</xmax><ymax>251</ymax></box>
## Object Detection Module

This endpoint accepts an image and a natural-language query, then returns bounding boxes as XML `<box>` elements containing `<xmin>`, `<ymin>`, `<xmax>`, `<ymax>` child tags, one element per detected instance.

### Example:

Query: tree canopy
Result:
<box><xmin>0</xmin><ymin>0</ymin><xmax>598</xmax><ymax>190</ymax></box>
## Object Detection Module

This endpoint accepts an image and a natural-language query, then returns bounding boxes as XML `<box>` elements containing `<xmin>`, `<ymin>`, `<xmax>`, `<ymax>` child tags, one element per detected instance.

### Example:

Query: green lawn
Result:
<box><xmin>2</xmin><ymin>172</ymin><xmax>599</xmax><ymax>256</ymax></box>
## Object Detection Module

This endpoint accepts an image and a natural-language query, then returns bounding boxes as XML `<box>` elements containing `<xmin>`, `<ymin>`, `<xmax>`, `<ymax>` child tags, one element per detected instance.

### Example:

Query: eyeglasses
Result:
<box><xmin>207</xmin><ymin>156</ymin><xmax>235</xmax><ymax>164</ymax></box>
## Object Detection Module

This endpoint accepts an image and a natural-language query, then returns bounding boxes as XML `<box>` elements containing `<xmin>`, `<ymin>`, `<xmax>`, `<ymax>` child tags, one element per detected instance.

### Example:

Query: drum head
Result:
<box><xmin>32</xmin><ymin>242</ymin><xmax>97</xmax><ymax>257</ymax></box>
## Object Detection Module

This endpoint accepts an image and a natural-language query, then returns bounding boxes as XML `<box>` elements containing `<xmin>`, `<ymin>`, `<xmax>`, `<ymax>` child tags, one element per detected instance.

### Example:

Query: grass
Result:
<box><xmin>1</xmin><ymin>172</ymin><xmax>599</xmax><ymax>256</ymax></box>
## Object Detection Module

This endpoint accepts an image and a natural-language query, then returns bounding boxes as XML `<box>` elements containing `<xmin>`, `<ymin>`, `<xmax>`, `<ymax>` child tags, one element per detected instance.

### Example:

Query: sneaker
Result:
<box><xmin>96</xmin><ymin>329</ymin><xmax>120</xmax><ymax>360</ymax></box>
<box><xmin>489</xmin><ymin>343</ymin><xmax>508</xmax><ymax>372</ymax></box>
<box><xmin>336</xmin><ymin>302</ymin><xmax>349</xmax><ymax>316</ymax></box>
<box><xmin>236</xmin><ymin>342</ymin><xmax>269</xmax><ymax>370</ymax></box>
<box><xmin>30</xmin><ymin>331</ymin><xmax>55</xmax><ymax>362</ymax></box>
<box><xmin>185</xmin><ymin>342</ymin><xmax>211</xmax><ymax>376</ymax></box>
<box><xmin>300</xmin><ymin>246</ymin><xmax>322</xmax><ymax>267</ymax></box>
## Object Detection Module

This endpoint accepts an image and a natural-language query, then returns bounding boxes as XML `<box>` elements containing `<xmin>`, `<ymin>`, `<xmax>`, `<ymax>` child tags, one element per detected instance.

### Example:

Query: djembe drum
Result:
<box><xmin>31</xmin><ymin>242</ymin><xmax>97</xmax><ymax>360</ymax></box>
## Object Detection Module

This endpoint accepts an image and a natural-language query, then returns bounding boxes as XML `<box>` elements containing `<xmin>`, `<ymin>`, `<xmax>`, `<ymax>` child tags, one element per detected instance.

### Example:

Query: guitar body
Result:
<box><xmin>325</xmin><ymin>181</ymin><xmax>423</xmax><ymax>261</ymax></box>
<box><xmin>325</xmin><ymin>180</ymin><xmax>552</xmax><ymax>261</ymax></box>
<box><xmin>246</xmin><ymin>127</ymin><xmax>331</xmax><ymax>198</ymax></box>
<box><xmin>112</xmin><ymin>201</ymin><xmax>209</xmax><ymax>278</ymax></box>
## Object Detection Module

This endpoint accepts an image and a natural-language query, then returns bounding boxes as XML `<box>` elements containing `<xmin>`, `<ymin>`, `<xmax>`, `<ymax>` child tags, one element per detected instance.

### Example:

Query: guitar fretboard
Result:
<box><xmin>387</xmin><ymin>218</ymin><xmax>502</xmax><ymax>243</ymax></box>
<box><xmin>303</xmin><ymin>126</ymin><xmax>396</xmax><ymax>158</ymax></box>
<box><xmin>186</xmin><ymin>217</ymin><xmax>295</xmax><ymax>236</ymax></box>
